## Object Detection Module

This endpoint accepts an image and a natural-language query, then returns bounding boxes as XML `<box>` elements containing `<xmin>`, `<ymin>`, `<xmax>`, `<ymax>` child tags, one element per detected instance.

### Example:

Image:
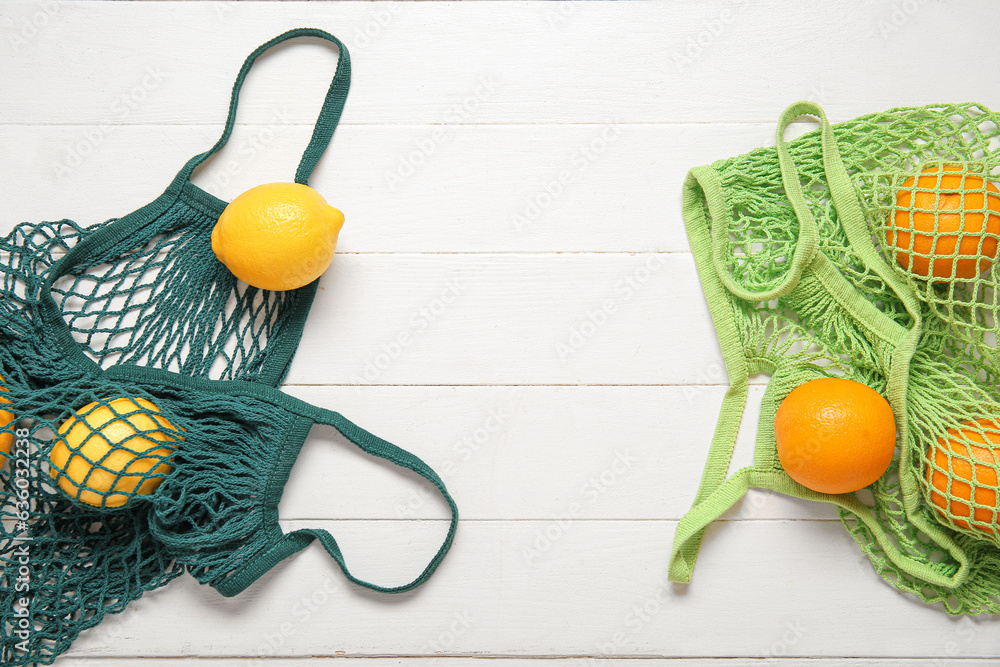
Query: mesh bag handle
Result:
<box><xmin>670</xmin><ymin>101</ymin><xmax>971</xmax><ymax>589</ymax></box>
<box><xmin>176</xmin><ymin>27</ymin><xmax>351</xmax><ymax>186</ymax></box>
<box><xmin>86</xmin><ymin>362</ymin><xmax>461</xmax><ymax>598</ymax></box>
<box><xmin>709</xmin><ymin>103</ymin><xmax>821</xmax><ymax>301</ymax></box>
<box><xmin>213</xmin><ymin>407</ymin><xmax>459</xmax><ymax>598</ymax></box>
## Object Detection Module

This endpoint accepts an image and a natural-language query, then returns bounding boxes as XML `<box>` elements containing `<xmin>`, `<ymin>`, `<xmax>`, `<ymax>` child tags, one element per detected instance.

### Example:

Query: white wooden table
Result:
<box><xmin>3</xmin><ymin>1</ymin><xmax>1000</xmax><ymax>665</ymax></box>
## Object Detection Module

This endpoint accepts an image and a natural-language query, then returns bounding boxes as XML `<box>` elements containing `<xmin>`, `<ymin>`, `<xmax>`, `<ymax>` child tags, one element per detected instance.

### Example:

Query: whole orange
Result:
<box><xmin>774</xmin><ymin>378</ymin><xmax>897</xmax><ymax>494</ymax></box>
<box><xmin>887</xmin><ymin>163</ymin><xmax>1000</xmax><ymax>279</ymax></box>
<box><xmin>925</xmin><ymin>418</ymin><xmax>1000</xmax><ymax>534</ymax></box>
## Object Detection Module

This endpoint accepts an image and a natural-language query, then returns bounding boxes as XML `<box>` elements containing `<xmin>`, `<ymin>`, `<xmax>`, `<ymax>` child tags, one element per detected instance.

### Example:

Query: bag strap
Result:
<box><xmin>176</xmin><ymin>28</ymin><xmax>351</xmax><ymax>186</ymax></box>
<box><xmin>215</xmin><ymin>409</ymin><xmax>459</xmax><ymax>598</ymax></box>
<box><xmin>667</xmin><ymin>373</ymin><xmax>750</xmax><ymax>582</ymax></box>
<box><xmin>709</xmin><ymin>103</ymin><xmax>821</xmax><ymax>302</ymax></box>
<box><xmin>781</xmin><ymin>102</ymin><xmax>923</xmax><ymax>318</ymax></box>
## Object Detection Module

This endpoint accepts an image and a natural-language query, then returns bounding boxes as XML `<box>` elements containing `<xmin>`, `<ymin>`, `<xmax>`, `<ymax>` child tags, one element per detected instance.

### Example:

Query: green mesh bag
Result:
<box><xmin>0</xmin><ymin>29</ymin><xmax>457</xmax><ymax>665</ymax></box>
<box><xmin>670</xmin><ymin>100</ymin><xmax>1000</xmax><ymax>614</ymax></box>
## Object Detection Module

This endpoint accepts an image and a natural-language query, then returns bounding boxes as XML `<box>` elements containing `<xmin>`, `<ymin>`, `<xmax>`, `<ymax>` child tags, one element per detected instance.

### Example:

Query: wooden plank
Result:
<box><xmin>287</xmin><ymin>253</ymin><xmax>731</xmax><ymax>386</ymax></box>
<box><xmin>63</xmin><ymin>520</ymin><xmax>1000</xmax><ymax>659</ymax></box>
<box><xmin>0</xmin><ymin>123</ymin><xmax>772</xmax><ymax>252</ymax></box>
<box><xmin>6</xmin><ymin>250</ymin><xmax>772</xmax><ymax>386</ymax></box>
<box><xmin>1</xmin><ymin>2</ymin><xmax>998</xmax><ymax>126</ymax></box>
<box><xmin>278</xmin><ymin>384</ymin><xmax>834</xmax><ymax>522</ymax></box>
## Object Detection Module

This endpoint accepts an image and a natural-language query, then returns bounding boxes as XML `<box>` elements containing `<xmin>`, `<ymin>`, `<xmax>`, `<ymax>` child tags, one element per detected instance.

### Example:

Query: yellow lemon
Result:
<box><xmin>211</xmin><ymin>182</ymin><xmax>345</xmax><ymax>291</ymax></box>
<box><xmin>0</xmin><ymin>372</ymin><xmax>14</xmax><ymax>459</ymax></box>
<box><xmin>49</xmin><ymin>397</ymin><xmax>183</xmax><ymax>508</ymax></box>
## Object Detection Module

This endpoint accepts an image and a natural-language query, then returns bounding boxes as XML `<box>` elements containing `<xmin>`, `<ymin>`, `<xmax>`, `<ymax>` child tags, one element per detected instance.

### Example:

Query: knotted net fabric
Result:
<box><xmin>670</xmin><ymin>101</ymin><xmax>1000</xmax><ymax>614</ymax></box>
<box><xmin>0</xmin><ymin>29</ymin><xmax>457</xmax><ymax>665</ymax></box>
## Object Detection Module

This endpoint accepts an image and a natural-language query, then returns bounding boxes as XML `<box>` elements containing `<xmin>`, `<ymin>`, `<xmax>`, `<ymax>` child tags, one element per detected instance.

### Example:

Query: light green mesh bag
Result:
<box><xmin>0</xmin><ymin>29</ymin><xmax>457</xmax><ymax>665</ymax></box>
<box><xmin>671</xmin><ymin>100</ymin><xmax>1000</xmax><ymax>614</ymax></box>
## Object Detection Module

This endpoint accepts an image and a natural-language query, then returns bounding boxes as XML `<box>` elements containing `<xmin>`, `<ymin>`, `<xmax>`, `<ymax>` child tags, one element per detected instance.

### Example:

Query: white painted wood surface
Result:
<box><xmin>3</xmin><ymin>1</ymin><xmax>1000</xmax><ymax>665</ymax></box>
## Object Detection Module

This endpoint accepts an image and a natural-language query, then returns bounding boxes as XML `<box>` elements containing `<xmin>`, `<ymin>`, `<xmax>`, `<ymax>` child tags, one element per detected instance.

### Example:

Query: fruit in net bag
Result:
<box><xmin>887</xmin><ymin>163</ymin><xmax>1000</xmax><ymax>280</ymax></box>
<box><xmin>925</xmin><ymin>419</ymin><xmax>1000</xmax><ymax>535</ymax></box>
<box><xmin>0</xmin><ymin>372</ymin><xmax>14</xmax><ymax>458</ymax></box>
<box><xmin>49</xmin><ymin>397</ymin><xmax>183</xmax><ymax>508</ymax></box>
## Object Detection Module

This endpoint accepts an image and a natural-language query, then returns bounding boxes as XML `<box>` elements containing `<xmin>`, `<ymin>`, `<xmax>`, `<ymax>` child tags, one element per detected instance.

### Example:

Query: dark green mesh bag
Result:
<box><xmin>671</xmin><ymin>100</ymin><xmax>1000</xmax><ymax>614</ymax></box>
<box><xmin>0</xmin><ymin>29</ymin><xmax>457</xmax><ymax>665</ymax></box>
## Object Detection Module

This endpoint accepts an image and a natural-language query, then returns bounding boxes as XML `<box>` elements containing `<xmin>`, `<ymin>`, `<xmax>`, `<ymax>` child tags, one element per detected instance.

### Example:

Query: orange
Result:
<box><xmin>925</xmin><ymin>418</ymin><xmax>1000</xmax><ymax>534</ymax></box>
<box><xmin>887</xmin><ymin>163</ymin><xmax>1000</xmax><ymax>279</ymax></box>
<box><xmin>211</xmin><ymin>182</ymin><xmax>345</xmax><ymax>292</ymax></box>
<box><xmin>774</xmin><ymin>377</ymin><xmax>897</xmax><ymax>494</ymax></box>
<box><xmin>49</xmin><ymin>397</ymin><xmax>183</xmax><ymax>508</ymax></box>
<box><xmin>0</xmin><ymin>372</ymin><xmax>13</xmax><ymax>458</ymax></box>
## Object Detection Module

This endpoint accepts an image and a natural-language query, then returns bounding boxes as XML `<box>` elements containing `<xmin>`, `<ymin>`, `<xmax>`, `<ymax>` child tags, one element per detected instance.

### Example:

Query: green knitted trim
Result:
<box><xmin>668</xmin><ymin>168</ymin><xmax>751</xmax><ymax>584</ymax></box>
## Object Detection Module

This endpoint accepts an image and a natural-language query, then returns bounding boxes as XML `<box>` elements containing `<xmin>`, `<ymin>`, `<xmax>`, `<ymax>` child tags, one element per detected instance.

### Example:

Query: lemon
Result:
<box><xmin>0</xmin><ymin>372</ymin><xmax>14</xmax><ymax>458</ymax></box>
<box><xmin>211</xmin><ymin>182</ymin><xmax>345</xmax><ymax>291</ymax></box>
<box><xmin>49</xmin><ymin>397</ymin><xmax>183</xmax><ymax>508</ymax></box>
